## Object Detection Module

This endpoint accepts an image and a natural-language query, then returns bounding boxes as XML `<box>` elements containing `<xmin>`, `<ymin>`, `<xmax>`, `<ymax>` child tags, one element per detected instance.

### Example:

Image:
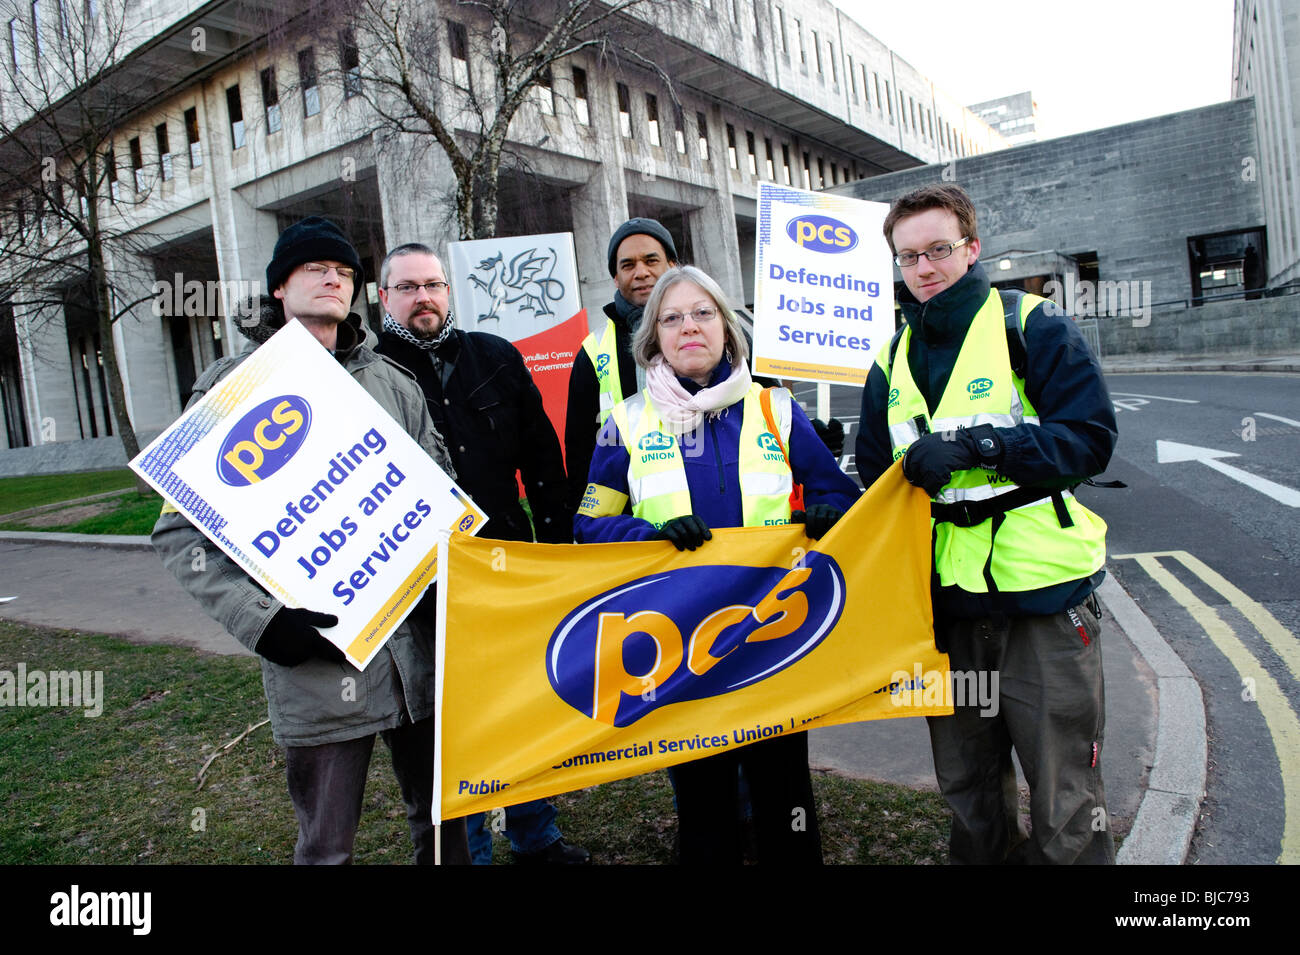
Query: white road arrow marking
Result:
<box><xmin>1113</xmin><ymin>397</ymin><xmax>1149</xmax><ymax>412</ymax></box>
<box><xmin>1157</xmin><ymin>440</ymin><xmax>1300</xmax><ymax>507</ymax></box>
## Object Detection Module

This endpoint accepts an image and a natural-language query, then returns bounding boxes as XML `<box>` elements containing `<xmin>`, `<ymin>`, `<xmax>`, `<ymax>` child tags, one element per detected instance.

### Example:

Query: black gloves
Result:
<box><xmin>257</xmin><ymin>607</ymin><xmax>345</xmax><ymax>667</ymax></box>
<box><xmin>902</xmin><ymin>425</ymin><xmax>1003</xmax><ymax>497</ymax></box>
<box><xmin>812</xmin><ymin>417</ymin><xmax>845</xmax><ymax>458</ymax></box>
<box><xmin>655</xmin><ymin>515</ymin><xmax>713</xmax><ymax>551</ymax></box>
<box><xmin>791</xmin><ymin>504</ymin><xmax>844</xmax><ymax>540</ymax></box>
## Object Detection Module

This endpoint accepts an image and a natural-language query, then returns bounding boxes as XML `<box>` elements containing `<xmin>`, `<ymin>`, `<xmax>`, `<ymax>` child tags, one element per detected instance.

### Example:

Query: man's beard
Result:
<box><xmin>408</xmin><ymin>307</ymin><xmax>445</xmax><ymax>340</ymax></box>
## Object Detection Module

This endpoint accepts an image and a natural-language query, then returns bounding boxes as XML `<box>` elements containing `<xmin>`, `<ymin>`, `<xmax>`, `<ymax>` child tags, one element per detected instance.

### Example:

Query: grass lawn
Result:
<box><xmin>0</xmin><ymin>469</ymin><xmax>140</xmax><ymax>515</ymax></box>
<box><xmin>0</xmin><ymin>490</ymin><xmax>163</xmax><ymax>535</ymax></box>
<box><xmin>0</xmin><ymin>620</ymin><xmax>953</xmax><ymax>865</ymax></box>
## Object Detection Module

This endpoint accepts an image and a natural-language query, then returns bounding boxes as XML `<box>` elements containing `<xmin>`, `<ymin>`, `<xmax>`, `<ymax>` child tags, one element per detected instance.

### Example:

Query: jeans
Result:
<box><xmin>465</xmin><ymin>798</ymin><xmax>562</xmax><ymax>864</ymax></box>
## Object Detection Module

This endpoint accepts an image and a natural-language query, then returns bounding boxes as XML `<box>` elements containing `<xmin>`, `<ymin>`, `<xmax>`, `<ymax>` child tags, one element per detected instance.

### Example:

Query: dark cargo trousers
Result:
<box><xmin>285</xmin><ymin>716</ymin><xmax>471</xmax><ymax>865</ymax></box>
<box><xmin>926</xmin><ymin>602</ymin><xmax>1115</xmax><ymax>865</ymax></box>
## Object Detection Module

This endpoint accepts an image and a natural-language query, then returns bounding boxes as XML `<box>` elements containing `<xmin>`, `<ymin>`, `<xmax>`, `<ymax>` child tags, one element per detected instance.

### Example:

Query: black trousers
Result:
<box><xmin>284</xmin><ymin>716</ymin><xmax>471</xmax><ymax>865</ymax></box>
<box><xmin>673</xmin><ymin>730</ymin><xmax>822</xmax><ymax>864</ymax></box>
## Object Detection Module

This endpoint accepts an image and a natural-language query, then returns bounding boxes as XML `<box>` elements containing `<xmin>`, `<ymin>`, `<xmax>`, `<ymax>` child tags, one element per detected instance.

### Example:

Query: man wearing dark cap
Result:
<box><xmin>152</xmin><ymin>217</ymin><xmax>471</xmax><ymax>864</ymax></box>
<box><xmin>564</xmin><ymin>217</ymin><xmax>678</xmax><ymax>510</ymax></box>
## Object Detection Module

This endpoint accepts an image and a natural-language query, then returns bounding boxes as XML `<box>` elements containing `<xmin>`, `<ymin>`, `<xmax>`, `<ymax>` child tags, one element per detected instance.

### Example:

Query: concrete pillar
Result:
<box><xmin>18</xmin><ymin>295</ymin><xmax>81</xmax><ymax>445</ymax></box>
<box><xmin>374</xmin><ymin>131</ymin><xmax>460</xmax><ymax>255</ymax></box>
<box><xmin>104</xmin><ymin>242</ymin><xmax>175</xmax><ymax>434</ymax></box>
<box><xmin>688</xmin><ymin>105</ymin><xmax>744</xmax><ymax>304</ymax></box>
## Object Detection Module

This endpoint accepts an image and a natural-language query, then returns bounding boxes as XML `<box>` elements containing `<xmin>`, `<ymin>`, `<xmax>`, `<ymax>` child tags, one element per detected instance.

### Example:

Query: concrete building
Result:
<box><xmin>0</xmin><ymin>0</ymin><xmax>1008</xmax><ymax>467</ymax></box>
<box><xmin>1233</xmin><ymin>0</ymin><xmax>1300</xmax><ymax>286</ymax></box>
<box><xmin>968</xmin><ymin>91</ymin><xmax>1038</xmax><ymax>147</ymax></box>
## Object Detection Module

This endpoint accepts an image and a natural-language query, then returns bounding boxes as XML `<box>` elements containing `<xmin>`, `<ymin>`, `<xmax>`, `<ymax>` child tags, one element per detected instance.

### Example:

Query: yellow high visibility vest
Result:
<box><xmin>581</xmin><ymin>318</ymin><xmax>624</xmax><ymax>427</ymax></box>
<box><xmin>881</xmin><ymin>288</ymin><xmax>1107</xmax><ymax>595</ymax></box>
<box><xmin>608</xmin><ymin>383</ymin><xmax>795</xmax><ymax>529</ymax></box>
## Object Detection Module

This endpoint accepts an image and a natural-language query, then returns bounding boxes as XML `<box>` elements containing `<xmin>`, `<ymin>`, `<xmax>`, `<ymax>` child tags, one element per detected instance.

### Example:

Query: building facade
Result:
<box><xmin>0</xmin><ymin>0</ymin><xmax>1006</xmax><ymax>464</ymax></box>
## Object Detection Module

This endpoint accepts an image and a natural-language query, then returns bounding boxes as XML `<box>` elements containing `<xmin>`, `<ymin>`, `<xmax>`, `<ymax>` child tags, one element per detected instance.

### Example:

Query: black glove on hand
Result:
<box><xmin>812</xmin><ymin>417</ymin><xmax>846</xmax><ymax>458</ymax></box>
<box><xmin>257</xmin><ymin>608</ymin><xmax>344</xmax><ymax>667</ymax></box>
<box><xmin>654</xmin><ymin>515</ymin><xmax>713</xmax><ymax>551</ymax></box>
<box><xmin>791</xmin><ymin>504</ymin><xmax>845</xmax><ymax>540</ymax></box>
<box><xmin>901</xmin><ymin>425</ymin><xmax>1003</xmax><ymax>497</ymax></box>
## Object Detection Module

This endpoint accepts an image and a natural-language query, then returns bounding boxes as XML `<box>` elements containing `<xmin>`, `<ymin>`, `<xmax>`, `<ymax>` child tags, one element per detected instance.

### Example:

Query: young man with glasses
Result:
<box><xmin>375</xmin><ymin>243</ymin><xmax>588</xmax><ymax>865</ymax></box>
<box><xmin>855</xmin><ymin>185</ymin><xmax>1118</xmax><ymax>865</ymax></box>
<box><xmin>154</xmin><ymin>217</ymin><xmax>471</xmax><ymax>864</ymax></box>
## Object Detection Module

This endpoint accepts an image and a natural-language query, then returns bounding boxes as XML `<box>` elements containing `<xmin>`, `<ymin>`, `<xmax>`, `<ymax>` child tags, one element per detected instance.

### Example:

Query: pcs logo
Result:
<box><xmin>887</xmin><ymin>387</ymin><xmax>900</xmax><ymax>409</ymax></box>
<box><xmin>757</xmin><ymin>432</ymin><xmax>785</xmax><ymax>462</ymax></box>
<box><xmin>596</xmin><ymin>354</ymin><xmax>610</xmax><ymax>377</ymax></box>
<box><xmin>217</xmin><ymin>396</ymin><xmax>311</xmax><ymax>486</ymax></box>
<box><xmin>458</xmin><ymin>515</ymin><xmax>476</xmax><ymax>532</ymax></box>
<box><xmin>966</xmin><ymin>377</ymin><xmax>993</xmax><ymax>400</ymax></box>
<box><xmin>546</xmin><ymin>553</ymin><xmax>846</xmax><ymax>726</ymax></box>
<box><xmin>786</xmin><ymin>214</ymin><xmax>858</xmax><ymax>254</ymax></box>
<box><xmin>638</xmin><ymin>432</ymin><xmax>675</xmax><ymax>451</ymax></box>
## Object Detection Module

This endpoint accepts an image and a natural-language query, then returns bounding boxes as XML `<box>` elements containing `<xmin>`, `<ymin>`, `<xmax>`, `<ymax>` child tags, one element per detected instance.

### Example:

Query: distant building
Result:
<box><xmin>967</xmin><ymin>91</ymin><xmax>1039</xmax><ymax>146</ymax></box>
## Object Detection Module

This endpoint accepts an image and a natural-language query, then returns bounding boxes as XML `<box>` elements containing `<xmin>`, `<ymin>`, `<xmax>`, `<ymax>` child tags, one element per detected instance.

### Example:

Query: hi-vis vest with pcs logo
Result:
<box><xmin>581</xmin><ymin>319</ymin><xmax>624</xmax><ymax>427</ymax></box>
<box><xmin>608</xmin><ymin>383</ymin><xmax>795</xmax><ymax>529</ymax></box>
<box><xmin>881</xmin><ymin>288</ymin><xmax>1107</xmax><ymax>595</ymax></box>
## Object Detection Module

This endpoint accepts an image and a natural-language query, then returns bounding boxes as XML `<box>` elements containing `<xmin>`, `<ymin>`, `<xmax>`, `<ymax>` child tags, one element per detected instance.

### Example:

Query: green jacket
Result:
<box><xmin>152</xmin><ymin>300</ymin><xmax>454</xmax><ymax>746</ymax></box>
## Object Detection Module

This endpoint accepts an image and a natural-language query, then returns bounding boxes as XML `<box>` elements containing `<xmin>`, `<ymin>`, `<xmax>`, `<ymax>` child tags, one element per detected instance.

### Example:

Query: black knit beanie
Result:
<box><xmin>266</xmin><ymin>217</ymin><xmax>364</xmax><ymax>303</ymax></box>
<box><xmin>606</xmin><ymin>217</ymin><xmax>679</xmax><ymax>276</ymax></box>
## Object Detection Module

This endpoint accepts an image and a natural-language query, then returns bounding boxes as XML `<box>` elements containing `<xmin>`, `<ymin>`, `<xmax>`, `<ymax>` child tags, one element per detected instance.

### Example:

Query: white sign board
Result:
<box><xmin>447</xmin><ymin>233</ymin><xmax>582</xmax><ymax>340</ymax></box>
<box><xmin>752</xmin><ymin>184</ymin><xmax>895</xmax><ymax>385</ymax></box>
<box><xmin>131</xmin><ymin>320</ymin><xmax>487</xmax><ymax>669</ymax></box>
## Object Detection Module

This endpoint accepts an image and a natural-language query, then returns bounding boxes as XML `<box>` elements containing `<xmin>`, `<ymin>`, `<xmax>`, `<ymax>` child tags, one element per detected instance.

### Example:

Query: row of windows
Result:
<box><xmin>225</xmin><ymin>34</ymin><xmax>361</xmax><ymax>150</ymax></box>
<box><xmin>771</xmin><ymin>5</ymin><xmax>980</xmax><ymax>158</ymax></box>
<box><xmin>6</xmin><ymin>0</ymin><xmax>95</xmax><ymax>77</ymax></box>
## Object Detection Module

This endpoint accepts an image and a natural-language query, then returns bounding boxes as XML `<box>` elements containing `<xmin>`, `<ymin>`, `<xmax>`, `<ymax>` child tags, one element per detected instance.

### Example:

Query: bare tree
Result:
<box><xmin>0</xmin><ymin>0</ymin><xmax>187</xmax><ymax>465</ymax></box>
<box><xmin>330</xmin><ymin>0</ymin><xmax>669</xmax><ymax>240</ymax></box>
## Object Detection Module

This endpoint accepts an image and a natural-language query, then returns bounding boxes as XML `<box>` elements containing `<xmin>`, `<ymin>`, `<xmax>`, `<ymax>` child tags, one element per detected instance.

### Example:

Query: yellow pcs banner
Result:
<box><xmin>434</xmin><ymin>463</ymin><xmax>950</xmax><ymax>819</ymax></box>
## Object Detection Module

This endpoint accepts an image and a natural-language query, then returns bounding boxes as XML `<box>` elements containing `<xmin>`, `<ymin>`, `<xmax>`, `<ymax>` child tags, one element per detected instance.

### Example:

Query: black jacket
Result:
<box><xmin>378</xmin><ymin>328</ymin><xmax>572</xmax><ymax>543</ymax></box>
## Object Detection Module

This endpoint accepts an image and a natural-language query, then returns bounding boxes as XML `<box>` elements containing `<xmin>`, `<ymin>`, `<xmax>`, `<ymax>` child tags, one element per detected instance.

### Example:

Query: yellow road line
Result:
<box><xmin>1118</xmin><ymin>552</ymin><xmax>1300</xmax><ymax>864</ymax></box>
<box><xmin>1115</xmin><ymin>550</ymin><xmax>1300</xmax><ymax>685</ymax></box>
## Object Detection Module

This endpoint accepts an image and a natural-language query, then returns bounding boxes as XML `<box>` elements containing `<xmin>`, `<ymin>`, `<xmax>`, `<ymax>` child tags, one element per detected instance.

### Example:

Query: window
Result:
<box><xmin>816</xmin><ymin>156</ymin><xmax>825</xmax><ymax>188</ymax></box>
<box><xmin>533</xmin><ymin>66</ymin><xmax>555</xmax><ymax>116</ymax></box>
<box><xmin>9</xmin><ymin>19</ymin><xmax>20</xmax><ymax>73</ymax></box>
<box><xmin>339</xmin><ymin>30</ymin><xmax>361</xmax><ymax>98</ymax></box>
<box><xmin>801</xmin><ymin>151</ymin><xmax>811</xmax><ymax>190</ymax></box>
<box><xmin>617</xmin><ymin>83</ymin><xmax>632</xmax><ymax>138</ymax></box>
<box><xmin>775</xmin><ymin>6</ymin><xmax>787</xmax><ymax>54</ymax></box>
<box><xmin>884</xmin><ymin>80</ymin><xmax>893</xmax><ymax>121</ymax></box>
<box><xmin>31</xmin><ymin>1</ymin><xmax>42</xmax><ymax>63</ymax></box>
<box><xmin>129</xmin><ymin>136</ymin><xmax>144</xmax><ymax>192</ymax></box>
<box><xmin>260</xmin><ymin>67</ymin><xmax>280</xmax><ymax>134</ymax></box>
<box><xmin>764</xmin><ymin>137</ymin><xmax>774</xmax><ymax>180</ymax></box>
<box><xmin>155</xmin><ymin>123</ymin><xmax>172</xmax><ymax>182</ymax></box>
<box><xmin>57</xmin><ymin>0</ymin><xmax>68</xmax><ymax>38</ymax></box>
<box><xmin>105</xmin><ymin>146</ymin><xmax>119</xmax><ymax>201</ymax></box>
<box><xmin>746</xmin><ymin>130</ymin><xmax>757</xmax><ymax>176</ymax></box>
<box><xmin>781</xmin><ymin>143</ymin><xmax>791</xmax><ymax>185</ymax></box>
<box><xmin>873</xmin><ymin>72</ymin><xmax>882</xmax><ymax>111</ymax></box>
<box><xmin>726</xmin><ymin>123</ymin><xmax>737</xmax><ymax>170</ymax></box>
<box><xmin>862</xmin><ymin>65</ymin><xmax>870</xmax><ymax>107</ymax></box>
<box><xmin>572</xmin><ymin>67</ymin><xmax>589</xmax><ymax>125</ymax></box>
<box><xmin>646</xmin><ymin>93</ymin><xmax>660</xmax><ymax>146</ymax></box>
<box><xmin>674</xmin><ymin>111</ymin><xmax>686</xmax><ymax>154</ymax></box>
<box><xmin>184</xmin><ymin>107</ymin><xmax>201</xmax><ymax>168</ymax></box>
<box><xmin>848</xmin><ymin>55</ymin><xmax>856</xmax><ymax>100</ymax></box>
<box><xmin>830</xmin><ymin>163</ymin><xmax>838</xmax><ymax>186</ymax></box>
<box><xmin>828</xmin><ymin>41</ymin><xmax>836</xmax><ymax>84</ymax></box>
<box><xmin>793</xmin><ymin>18</ymin><xmax>804</xmax><ymax>65</ymax></box>
<box><xmin>812</xmin><ymin>30</ymin><xmax>821</xmax><ymax>73</ymax></box>
<box><xmin>298</xmin><ymin>48</ymin><xmax>319</xmax><ymax>117</ymax></box>
<box><xmin>225</xmin><ymin>84</ymin><xmax>245</xmax><ymax>149</ymax></box>
<box><xmin>449</xmin><ymin>21</ymin><xmax>470</xmax><ymax>91</ymax></box>
<box><xmin>697</xmin><ymin>111</ymin><xmax>709</xmax><ymax>161</ymax></box>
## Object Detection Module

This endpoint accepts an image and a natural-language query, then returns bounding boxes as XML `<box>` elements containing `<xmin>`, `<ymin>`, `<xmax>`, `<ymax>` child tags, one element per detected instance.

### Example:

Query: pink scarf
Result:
<box><xmin>644</xmin><ymin>354</ymin><xmax>752</xmax><ymax>434</ymax></box>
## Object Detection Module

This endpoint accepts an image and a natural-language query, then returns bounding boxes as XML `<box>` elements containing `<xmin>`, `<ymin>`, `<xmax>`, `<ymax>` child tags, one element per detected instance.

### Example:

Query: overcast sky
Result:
<box><xmin>831</xmin><ymin>0</ymin><xmax>1236</xmax><ymax>139</ymax></box>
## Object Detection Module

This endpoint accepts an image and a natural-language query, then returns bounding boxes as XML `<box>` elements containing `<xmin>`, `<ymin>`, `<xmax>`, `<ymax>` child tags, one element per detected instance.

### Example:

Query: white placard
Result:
<box><xmin>752</xmin><ymin>184</ymin><xmax>895</xmax><ymax>385</ymax></box>
<box><xmin>447</xmin><ymin>232</ymin><xmax>582</xmax><ymax>340</ymax></box>
<box><xmin>131</xmin><ymin>320</ymin><xmax>487</xmax><ymax>669</ymax></box>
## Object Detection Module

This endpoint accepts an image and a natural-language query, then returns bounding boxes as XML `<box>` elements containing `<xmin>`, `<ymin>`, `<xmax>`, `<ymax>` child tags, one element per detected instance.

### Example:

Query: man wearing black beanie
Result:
<box><xmin>153</xmin><ymin>216</ymin><xmax>471</xmax><ymax>864</ymax></box>
<box><xmin>564</xmin><ymin>217</ymin><xmax>678</xmax><ymax>512</ymax></box>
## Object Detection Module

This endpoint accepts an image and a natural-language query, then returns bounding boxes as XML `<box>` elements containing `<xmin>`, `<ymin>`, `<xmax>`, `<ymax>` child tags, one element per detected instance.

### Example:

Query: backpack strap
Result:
<box><xmin>999</xmin><ymin>288</ymin><xmax>1028</xmax><ymax>379</ymax></box>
